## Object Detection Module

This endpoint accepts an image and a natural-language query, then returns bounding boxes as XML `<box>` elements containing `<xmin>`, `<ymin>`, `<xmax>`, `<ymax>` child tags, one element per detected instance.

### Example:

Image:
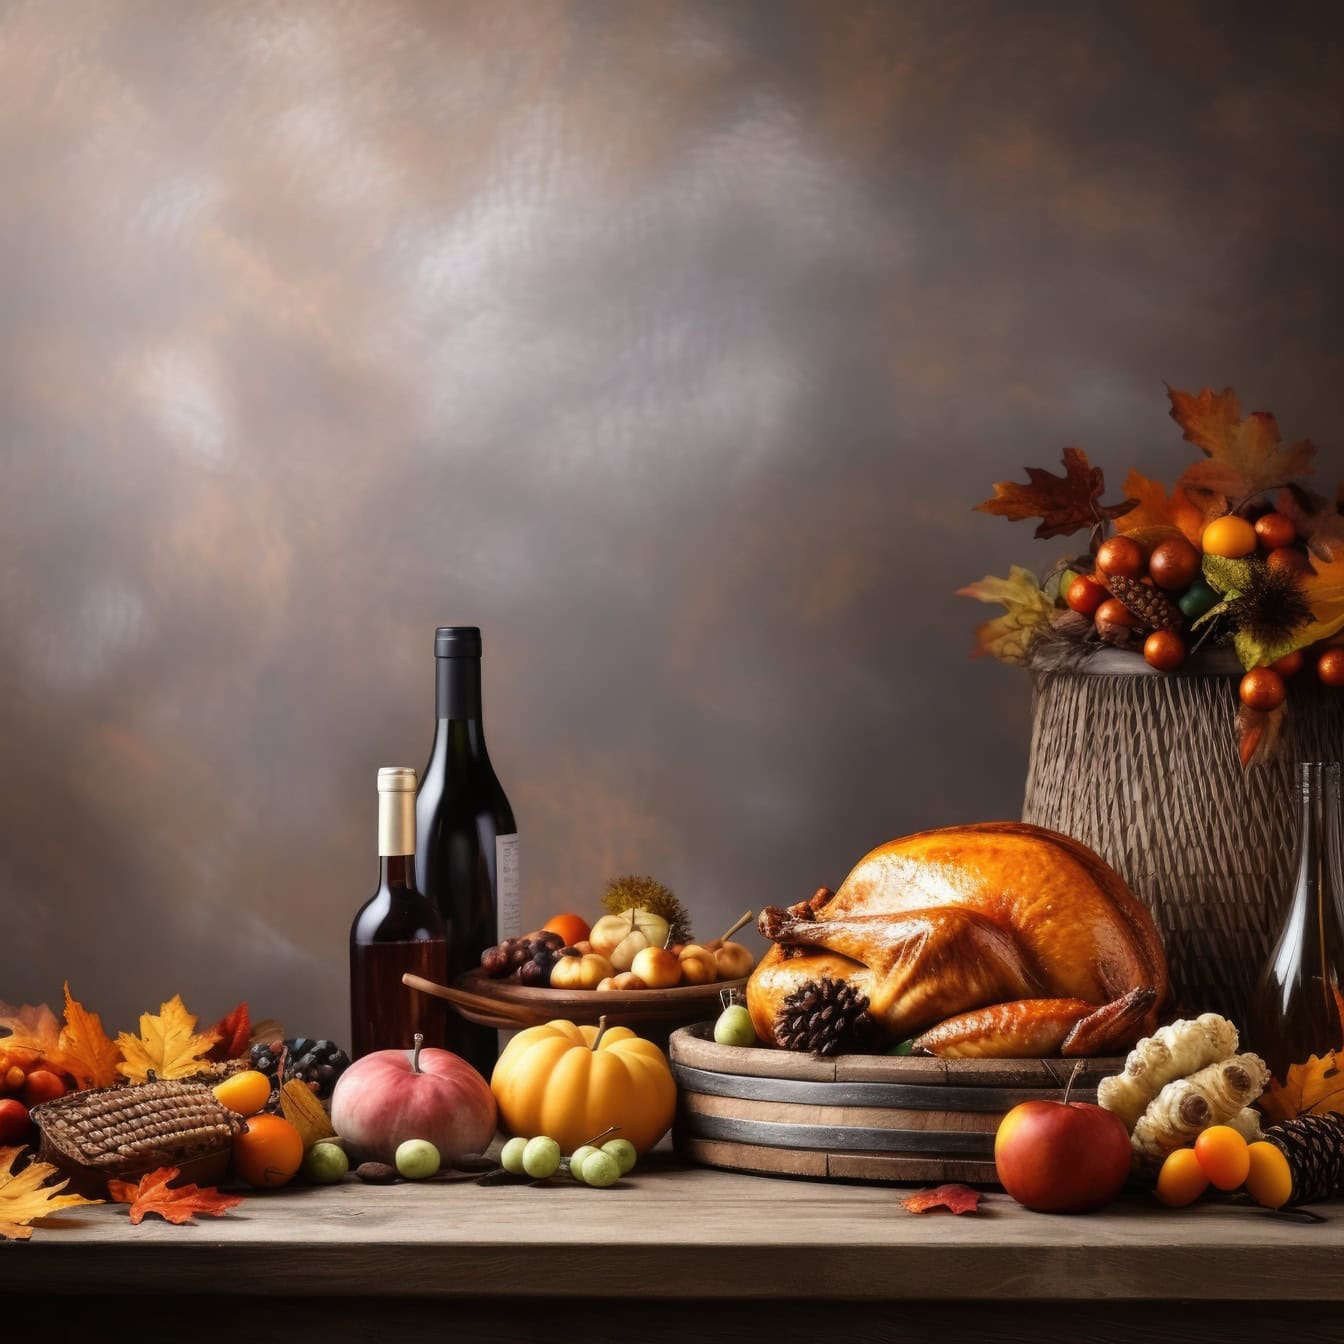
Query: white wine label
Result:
<box><xmin>496</xmin><ymin>833</ymin><xmax>521</xmax><ymax>941</ymax></box>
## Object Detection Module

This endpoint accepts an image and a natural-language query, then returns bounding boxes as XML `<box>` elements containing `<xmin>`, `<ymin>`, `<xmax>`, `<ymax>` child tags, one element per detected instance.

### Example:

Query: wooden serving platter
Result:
<box><xmin>437</xmin><ymin>969</ymin><xmax>748</xmax><ymax>1035</ymax></box>
<box><xmin>670</xmin><ymin>1022</ymin><xmax>1122</xmax><ymax>1186</ymax></box>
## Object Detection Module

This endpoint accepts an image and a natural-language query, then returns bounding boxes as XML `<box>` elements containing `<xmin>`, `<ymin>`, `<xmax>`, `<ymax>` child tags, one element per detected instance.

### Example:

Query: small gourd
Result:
<box><xmin>548</xmin><ymin>951</ymin><xmax>615</xmax><ymax>991</ymax></box>
<box><xmin>589</xmin><ymin>908</ymin><xmax>670</xmax><ymax>972</ymax></box>
<box><xmin>490</xmin><ymin>1016</ymin><xmax>676</xmax><ymax>1155</ymax></box>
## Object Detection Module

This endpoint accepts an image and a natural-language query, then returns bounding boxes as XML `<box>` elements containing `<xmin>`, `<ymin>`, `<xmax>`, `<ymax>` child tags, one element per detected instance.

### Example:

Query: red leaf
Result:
<box><xmin>974</xmin><ymin>448</ymin><xmax>1137</xmax><ymax>541</ymax></box>
<box><xmin>107</xmin><ymin>1167</ymin><xmax>243</xmax><ymax>1226</ymax></box>
<box><xmin>206</xmin><ymin>1002</ymin><xmax>252</xmax><ymax>1062</ymax></box>
<box><xmin>901</xmin><ymin>1183</ymin><xmax>982</xmax><ymax>1215</ymax></box>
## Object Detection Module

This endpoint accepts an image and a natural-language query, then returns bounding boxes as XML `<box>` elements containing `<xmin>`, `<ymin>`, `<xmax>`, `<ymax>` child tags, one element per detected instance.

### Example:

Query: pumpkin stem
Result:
<box><xmin>412</xmin><ymin>1032</ymin><xmax>424</xmax><ymax>1074</ymax></box>
<box><xmin>592</xmin><ymin>1016</ymin><xmax>611</xmax><ymax>1052</ymax></box>
<box><xmin>580</xmin><ymin>1124</ymin><xmax>622</xmax><ymax>1148</ymax></box>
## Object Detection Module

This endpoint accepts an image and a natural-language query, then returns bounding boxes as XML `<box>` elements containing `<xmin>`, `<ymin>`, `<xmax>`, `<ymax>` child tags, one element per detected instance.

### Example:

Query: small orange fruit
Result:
<box><xmin>233</xmin><ymin>1113</ymin><xmax>304</xmax><ymax>1188</ymax></box>
<box><xmin>542</xmin><ymin>913</ymin><xmax>591</xmax><ymax>947</ymax></box>
<box><xmin>213</xmin><ymin>1069</ymin><xmax>273</xmax><ymax>1117</ymax></box>
<box><xmin>1202</xmin><ymin>515</ymin><xmax>1258</xmax><ymax>559</ymax></box>
<box><xmin>1318</xmin><ymin>648</ymin><xmax>1344</xmax><ymax>688</ymax></box>
<box><xmin>1254</xmin><ymin>511</ymin><xmax>1296</xmax><ymax>551</ymax></box>
<box><xmin>1240</xmin><ymin>667</ymin><xmax>1286</xmax><ymax>712</ymax></box>
<box><xmin>1273</xmin><ymin>650</ymin><xmax>1304</xmax><ymax>677</ymax></box>
<box><xmin>1096</xmin><ymin>537</ymin><xmax>1144</xmax><ymax>579</ymax></box>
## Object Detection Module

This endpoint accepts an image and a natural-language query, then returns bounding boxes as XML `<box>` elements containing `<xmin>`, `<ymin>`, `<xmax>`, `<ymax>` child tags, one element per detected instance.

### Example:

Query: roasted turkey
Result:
<box><xmin>747</xmin><ymin>822</ymin><xmax>1168</xmax><ymax>1058</ymax></box>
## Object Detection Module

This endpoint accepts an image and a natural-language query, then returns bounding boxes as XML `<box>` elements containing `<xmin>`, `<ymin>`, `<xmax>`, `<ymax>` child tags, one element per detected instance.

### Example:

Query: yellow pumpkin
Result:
<box><xmin>490</xmin><ymin>1017</ymin><xmax>677</xmax><ymax>1155</ymax></box>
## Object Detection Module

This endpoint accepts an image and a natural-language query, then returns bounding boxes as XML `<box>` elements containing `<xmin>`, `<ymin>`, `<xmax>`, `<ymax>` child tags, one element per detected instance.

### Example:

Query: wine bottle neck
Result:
<box><xmin>436</xmin><ymin>656</ymin><xmax>483</xmax><ymax>721</ymax></box>
<box><xmin>380</xmin><ymin>854</ymin><xmax>417</xmax><ymax>892</ymax></box>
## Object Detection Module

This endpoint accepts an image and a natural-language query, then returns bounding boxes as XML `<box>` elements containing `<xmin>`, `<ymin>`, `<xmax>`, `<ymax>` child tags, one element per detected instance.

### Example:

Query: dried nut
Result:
<box><xmin>355</xmin><ymin>1161</ymin><xmax>399</xmax><ymax>1184</ymax></box>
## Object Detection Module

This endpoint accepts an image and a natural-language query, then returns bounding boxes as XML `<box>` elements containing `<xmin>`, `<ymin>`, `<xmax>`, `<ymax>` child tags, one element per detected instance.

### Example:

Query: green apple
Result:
<box><xmin>302</xmin><ymin>1141</ymin><xmax>349</xmax><ymax>1184</ymax></box>
<box><xmin>714</xmin><ymin>1004</ymin><xmax>757</xmax><ymax>1046</ymax></box>
<box><xmin>601</xmin><ymin>1138</ymin><xmax>637</xmax><ymax>1175</ymax></box>
<box><xmin>500</xmin><ymin>1136</ymin><xmax>529</xmax><ymax>1175</ymax></box>
<box><xmin>580</xmin><ymin>1150</ymin><xmax>621</xmax><ymax>1188</ymax></box>
<box><xmin>522</xmin><ymin>1135</ymin><xmax>561</xmax><ymax>1179</ymax></box>
<box><xmin>395</xmin><ymin>1139</ymin><xmax>441</xmax><ymax>1180</ymax></box>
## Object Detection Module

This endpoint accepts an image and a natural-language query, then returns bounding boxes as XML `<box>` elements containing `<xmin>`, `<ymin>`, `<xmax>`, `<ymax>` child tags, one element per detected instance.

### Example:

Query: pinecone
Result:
<box><xmin>774</xmin><ymin>977</ymin><xmax>872</xmax><ymax>1056</ymax></box>
<box><xmin>1266</xmin><ymin>1113</ymin><xmax>1344</xmax><ymax>1205</ymax></box>
<box><xmin>1107</xmin><ymin>575</ymin><xmax>1183</xmax><ymax>633</ymax></box>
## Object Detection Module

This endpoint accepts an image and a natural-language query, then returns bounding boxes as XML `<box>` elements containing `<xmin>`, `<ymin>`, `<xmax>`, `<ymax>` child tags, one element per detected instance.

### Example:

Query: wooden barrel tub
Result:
<box><xmin>669</xmin><ymin>1023</ymin><xmax>1121</xmax><ymax>1185</ymax></box>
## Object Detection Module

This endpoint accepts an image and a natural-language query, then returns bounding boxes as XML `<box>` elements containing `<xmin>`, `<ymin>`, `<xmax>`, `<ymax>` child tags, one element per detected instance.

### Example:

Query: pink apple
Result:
<box><xmin>330</xmin><ymin>1034</ymin><xmax>496</xmax><ymax>1164</ymax></box>
<box><xmin>994</xmin><ymin>1098</ymin><xmax>1131</xmax><ymax>1213</ymax></box>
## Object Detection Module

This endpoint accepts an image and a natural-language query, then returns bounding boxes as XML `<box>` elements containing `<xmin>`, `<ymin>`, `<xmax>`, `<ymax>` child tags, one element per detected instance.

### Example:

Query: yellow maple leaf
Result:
<box><xmin>0</xmin><ymin>1146</ymin><xmax>102</xmax><ymax>1240</ymax></box>
<box><xmin>1170</xmin><ymin>385</ymin><xmax>1316</xmax><ymax>503</ymax></box>
<box><xmin>957</xmin><ymin>566</ymin><xmax>1054</xmax><ymax>666</ymax></box>
<box><xmin>0</xmin><ymin>1000</ymin><xmax>65</xmax><ymax>1071</ymax></box>
<box><xmin>1114</xmin><ymin>470</ymin><xmax>1209</xmax><ymax>549</ymax></box>
<box><xmin>58</xmin><ymin>983</ymin><xmax>121</xmax><ymax>1090</ymax></box>
<box><xmin>116</xmin><ymin>995</ymin><xmax>219</xmax><ymax>1084</ymax></box>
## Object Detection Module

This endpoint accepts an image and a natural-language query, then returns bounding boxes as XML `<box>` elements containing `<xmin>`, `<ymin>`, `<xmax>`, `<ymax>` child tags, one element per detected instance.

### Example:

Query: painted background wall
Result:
<box><xmin>3</xmin><ymin>0</ymin><xmax>1342</xmax><ymax>1039</ymax></box>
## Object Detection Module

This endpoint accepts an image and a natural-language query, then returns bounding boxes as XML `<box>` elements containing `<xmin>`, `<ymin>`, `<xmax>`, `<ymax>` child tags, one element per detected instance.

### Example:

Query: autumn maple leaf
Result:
<box><xmin>975</xmin><ymin>447</ymin><xmax>1137</xmax><ymax>540</ymax></box>
<box><xmin>1114</xmin><ymin>470</ymin><xmax>1209</xmax><ymax>549</ymax></box>
<box><xmin>205</xmin><ymin>1002</ymin><xmax>252</xmax><ymax>1063</ymax></box>
<box><xmin>1170</xmin><ymin>386</ymin><xmax>1316</xmax><ymax>504</ymax></box>
<box><xmin>1277</xmin><ymin>485</ymin><xmax>1344</xmax><ymax>564</ymax></box>
<box><xmin>116</xmin><ymin>995</ymin><xmax>219</xmax><ymax>1084</ymax></box>
<box><xmin>958</xmin><ymin>567</ymin><xmax>1055</xmax><ymax>666</ymax></box>
<box><xmin>107</xmin><ymin>1167</ymin><xmax>243</xmax><ymax>1226</ymax></box>
<box><xmin>902</xmin><ymin>1183</ymin><xmax>981</xmax><ymax>1214</ymax></box>
<box><xmin>0</xmin><ymin>1147</ymin><xmax>102</xmax><ymax>1240</ymax></box>
<box><xmin>1259</xmin><ymin>984</ymin><xmax>1344</xmax><ymax>1123</ymax></box>
<box><xmin>58</xmin><ymin>983</ymin><xmax>120</xmax><ymax>1090</ymax></box>
<box><xmin>0</xmin><ymin>1000</ymin><xmax>65</xmax><ymax>1073</ymax></box>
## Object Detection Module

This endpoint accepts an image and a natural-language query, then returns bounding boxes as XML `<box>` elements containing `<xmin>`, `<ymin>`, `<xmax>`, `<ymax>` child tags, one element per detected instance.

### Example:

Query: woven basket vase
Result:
<box><xmin>1021</xmin><ymin>649</ymin><xmax>1344</xmax><ymax>1026</ymax></box>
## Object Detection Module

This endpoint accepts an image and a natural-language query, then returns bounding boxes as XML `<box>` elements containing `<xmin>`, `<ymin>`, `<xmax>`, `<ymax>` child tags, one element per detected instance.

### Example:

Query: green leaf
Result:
<box><xmin>1201</xmin><ymin>554</ymin><xmax>1254</xmax><ymax>597</ymax></box>
<box><xmin>1191</xmin><ymin>600</ymin><xmax>1239</xmax><ymax>631</ymax></box>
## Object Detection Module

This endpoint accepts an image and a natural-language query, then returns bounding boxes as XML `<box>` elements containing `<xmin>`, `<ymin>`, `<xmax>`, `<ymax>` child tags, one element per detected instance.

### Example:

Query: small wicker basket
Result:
<box><xmin>31</xmin><ymin>1079</ymin><xmax>244</xmax><ymax>1198</ymax></box>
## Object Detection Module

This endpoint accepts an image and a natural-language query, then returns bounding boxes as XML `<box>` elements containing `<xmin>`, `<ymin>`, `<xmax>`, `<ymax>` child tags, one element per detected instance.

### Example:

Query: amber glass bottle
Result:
<box><xmin>1246</xmin><ymin>761</ymin><xmax>1344</xmax><ymax>1081</ymax></box>
<box><xmin>349</xmin><ymin>767</ymin><xmax>449</xmax><ymax>1059</ymax></box>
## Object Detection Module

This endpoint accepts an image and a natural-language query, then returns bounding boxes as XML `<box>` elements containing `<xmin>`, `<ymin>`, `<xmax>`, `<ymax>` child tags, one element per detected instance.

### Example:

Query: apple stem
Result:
<box><xmin>592</xmin><ymin>1016</ymin><xmax>610</xmax><ymax>1052</ymax></box>
<box><xmin>719</xmin><ymin>910</ymin><xmax>753</xmax><ymax>944</ymax></box>
<box><xmin>1062</xmin><ymin>1058</ymin><xmax>1083</xmax><ymax>1105</ymax></box>
<box><xmin>412</xmin><ymin>1032</ymin><xmax>424</xmax><ymax>1074</ymax></box>
<box><xmin>580</xmin><ymin>1124</ymin><xmax>622</xmax><ymax>1148</ymax></box>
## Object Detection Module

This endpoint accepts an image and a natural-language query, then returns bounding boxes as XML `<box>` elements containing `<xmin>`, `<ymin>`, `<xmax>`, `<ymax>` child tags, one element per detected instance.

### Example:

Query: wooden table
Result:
<box><xmin>4</xmin><ymin>1154</ymin><xmax>1342</xmax><ymax>1343</ymax></box>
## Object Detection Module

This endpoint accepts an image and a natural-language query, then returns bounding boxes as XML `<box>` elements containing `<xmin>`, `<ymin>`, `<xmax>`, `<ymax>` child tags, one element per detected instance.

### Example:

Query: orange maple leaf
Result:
<box><xmin>205</xmin><ymin>1002</ymin><xmax>252</xmax><ymax>1063</ymax></box>
<box><xmin>1170</xmin><ymin>386</ymin><xmax>1316</xmax><ymax>504</ymax></box>
<box><xmin>902</xmin><ymin>1183</ymin><xmax>981</xmax><ymax>1214</ymax></box>
<box><xmin>116</xmin><ymin>995</ymin><xmax>219</xmax><ymax>1084</ymax></box>
<box><xmin>0</xmin><ymin>1000</ymin><xmax>65</xmax><ymax>1072</ymax></box>
<box><xmin>0</xmin><ymin>1146</ymin><xmax>102</xmax><ymax>1240</ymax></box>
<box><xmin>1259</xmin><ymin>983</ymin><xmax>1344</xmax><ymax>1123</ymax></box>
<box><xmin>107</xmin><ymin>1167</ymin><xmax>243</xmax><ymax>1226</ymax></box>
<box><xmin>58</xmin><ymin>983</ymin><xmax>121</xmax><ymax>1090</ymax></box>
<box><xmin>1114</xmin><ymin>470</ymin><xmax>1209</xmax><ymax>549</ymax></box>
<box><xmin>975</xmin><ymin>447</ymin><xmax>1137</xmax><ymax>541</ymax></box>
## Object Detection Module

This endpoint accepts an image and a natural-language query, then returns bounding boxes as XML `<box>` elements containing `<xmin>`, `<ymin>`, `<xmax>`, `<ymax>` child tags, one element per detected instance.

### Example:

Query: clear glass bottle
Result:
<box><xmin>1246</xmin><ymin>761</ymin><xmax>1344</xmax><ymax>1081</ymax></box>
<box><xmin>350</xmin><ymin>767</ymin><xmax>449</xmax><ymax>1059</ymax></box>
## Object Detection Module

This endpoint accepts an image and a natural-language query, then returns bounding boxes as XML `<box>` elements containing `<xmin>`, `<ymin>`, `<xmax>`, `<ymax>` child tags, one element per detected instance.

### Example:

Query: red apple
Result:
<box><xmin>994</xmin><ymin>1097</ymin><xmax>1131</xmax><ymax>1213</ymax></box>
<box><xmin>330</xmin><ymin>1034</ymin><xmax>497</xmax><ymax>1165</ymax></box>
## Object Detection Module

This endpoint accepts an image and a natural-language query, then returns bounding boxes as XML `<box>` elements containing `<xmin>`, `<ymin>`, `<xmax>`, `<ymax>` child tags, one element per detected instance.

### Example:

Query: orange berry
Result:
<box><xmin>1096</xmin><ymin>537</ymin><xmax>1144</xmax><ymax>579</ymax></box>
<box><xmin>21</xmin><ymin>1070</ymin><xmax>66</xmax><ymax>1107</ymax></box>
<box><xmin>1240</xmin><ymin>667</ymin><xmax>1286</xmax><ymax>712</ymax></box>
<box><xmin>542</xmin><ymin>913</ymin><xmax>591</xmax><ymax>947</ymax></box>
<box><xmin>1272</xmin><ymin>650</ymin><xmax>1304</xmax><ymax>677</ymax></box>
<box><xmin>1143</xmin><ymin>631</ymin><xmax>1186</xmax><ymax>672</ymax></box>
<box><xmin>1245</xmin><ymin>1141</ymin><xmax>1292</xmax><ymax>1209</ymax></box>
<box><xmin>3</xmin><ymin>1066</ymin><xmax>26</xmax><ymax>1094</ymax></box>
<box><xmin>1156</xmin><ymin>1148</ymin><xmax>1209</xmax><ymax>1208</ymax></box>
<box><xmin>1318</xmin><ymin>648</ymin><xmax>1344</xmax><ymax>688</ymax></box>
<box><xmin>213</xmin><ymin>1069</ymin><xmax>273</xmax><ymax>1117</ymax></box>
<box><xmin>1254</xmin><ymin>511</ymin><xmax>1296</xmax><ymax>551</ymax></box>
<box><xmin>1148</xmin><ymin>538</ymin><xmax>1201</xmax><ymax>591</ymax></box>
<box><xmin>233</xmin><ymin>1113</ymin><xmax>304</xmax><ymax>1188</ymax></box>
<box><xmin>1095</xmin><ymin>598</ymin><xmax>1139</xmax><ymax>630</ymax></box>
<box><xmin>1065</xmin><ymin>575</ymin><xmax>1106</xmax><ymax>617</ymax></box>
<box><xmin>1194</xmin><ymin>1125</ymin><xmax>1250</xmax><ymax>1190</ymax></box>
<box><xmin>1266</xmin><ymin>546</ymin><xmax>1313</xmax><ymax>577</ymax></box>
<box><xmin>1201</xmin><ymin>515</ymin><xmax>1257</xmax><ymax>559</ymax></box>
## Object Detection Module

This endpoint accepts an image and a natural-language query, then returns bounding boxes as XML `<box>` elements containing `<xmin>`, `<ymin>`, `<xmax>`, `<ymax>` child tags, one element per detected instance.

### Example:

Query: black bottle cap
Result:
<box><xmin>435</xmin><ymin>626</ymin><xmax>482</xmax><ymax>658</ymax></box>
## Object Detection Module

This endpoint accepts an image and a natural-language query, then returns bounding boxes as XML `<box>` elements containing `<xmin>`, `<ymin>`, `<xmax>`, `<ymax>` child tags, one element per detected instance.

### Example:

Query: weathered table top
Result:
<box><xmin>3</xmin><ymin>1154</ymin><xmax>1340</xmax><ymax>1304</ymax></box>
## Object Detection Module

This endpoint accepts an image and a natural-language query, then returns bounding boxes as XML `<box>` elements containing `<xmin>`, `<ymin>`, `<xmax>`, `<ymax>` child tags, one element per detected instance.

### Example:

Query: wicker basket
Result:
<box><xmin>31</xmin><ymin>1079</ymin><xmax>244</xmax><ymax>1198</ymax></box>
<box><xmin>1022</xmin><ymin>649</ymin><xmax>1344</xmax><ymax>1025</ymax></box>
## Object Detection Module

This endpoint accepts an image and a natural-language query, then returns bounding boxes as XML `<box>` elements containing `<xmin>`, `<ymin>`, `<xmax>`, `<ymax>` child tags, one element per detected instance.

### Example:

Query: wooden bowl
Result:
<box><xmin>447</xmin><ymin>968</ymin><xmax>748</xmax><ymax>1033</ymax></box>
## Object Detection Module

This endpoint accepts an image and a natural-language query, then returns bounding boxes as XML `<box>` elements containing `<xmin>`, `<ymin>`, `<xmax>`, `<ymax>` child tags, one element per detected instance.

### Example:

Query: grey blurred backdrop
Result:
<box><xmin>2</xmin><ymin>0</ymin><xmax>1342</xmax><ymax>1038</ymax></box>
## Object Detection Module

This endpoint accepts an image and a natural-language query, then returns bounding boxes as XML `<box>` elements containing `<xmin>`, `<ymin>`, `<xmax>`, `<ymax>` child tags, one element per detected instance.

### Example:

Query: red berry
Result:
<box><xmin>1148</xmin><ymin>539</ymin><xmax>1200</xmax><ymax>591</ymax></box>
<box><xmin>1266</xmin><ymin>546</ymin><xmax>1313</xmax><ymax>577</ymax></box>
<box><xmin>1095</xmin><ymin>598</ymin><xmax>1139</xmax><ymax>630</ymax></box>
<box><xmin>0</xmin><ymin>1098</ymin><xmax>31</xmax><ymax>1145</ymax></box>
<box><xmin>1318</xmin><ymin>648</ymin><xmax>1344</xmax><ymax>688</ymax></box>
<box><xmin>1144</xmin><ymin>631</ymin><xmax>1186</xmax><ymax>672</ymax></box>
<box><xmin>21</xmin><ymin>1069</ymin><xmax>66</xmax><ymax>1107</ymax></box>
<box><xmin>1254</xmin><ymin>512</ymin><xmax>1296</xmax><ymax>551</ymax></box>
<box><xmin>1272</xmin><ymin>650</ymin><xmax>1304</xmax><ymax>677</ymax></box>
<box><xmin>1240</xmin><ymin>667</ymin><xmax>1287</xmax><ymax>711</ymax></box>
<box><xmin>1096</xmin><ymin>537</ymin><xmax>1144</xmax><ymax>580</ymax></box>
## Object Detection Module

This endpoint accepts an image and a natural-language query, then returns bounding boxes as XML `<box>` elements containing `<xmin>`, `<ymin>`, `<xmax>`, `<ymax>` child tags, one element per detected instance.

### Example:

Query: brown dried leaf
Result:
<box><xmin>1237</xmin><ymin>702</ymin><xmax>1286</xmax><ymax>770</ymax></box>
<box><xmin>975</xmin><ymin>448</ymin><xmax>1136</xmax><ymax>540</ymax></box>
<box><xmin>1277</xmin><ymin>485</ymin><xmax>1344</xmax><ymax>564</ymax></box>
<box><xmin>1170</xmin><ymin>386</ymin><xmax>1316</xmax><ymax>502</ymax></box>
